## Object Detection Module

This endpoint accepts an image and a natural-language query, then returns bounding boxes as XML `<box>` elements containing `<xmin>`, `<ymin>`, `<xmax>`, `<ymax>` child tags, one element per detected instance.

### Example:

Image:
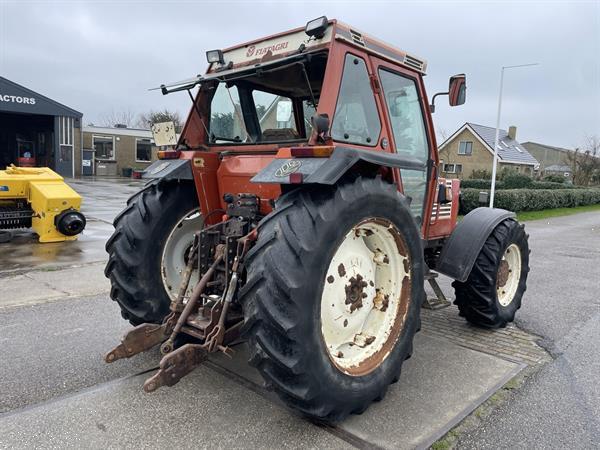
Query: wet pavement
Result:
<box><xmin>0</xmin><ymin>177</ymin><xmax>144</xmax><ymax>276</ymax></box>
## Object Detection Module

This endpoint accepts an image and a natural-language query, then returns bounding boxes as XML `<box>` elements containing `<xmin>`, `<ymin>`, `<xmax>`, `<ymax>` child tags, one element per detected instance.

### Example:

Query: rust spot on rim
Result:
<box><xmin>497</xmin><ymin>260</ymin><xmax>510</xmax><ymax>288</ymax></box>
<box><xmin>338</xmin><ymin>263</ymin><xmax>346</xmax><ymax>277</ymax></box>
<box><xmin>327</xmin><ymin>275</ymin><xmax>335</xmax><ymax>284</ymax></box>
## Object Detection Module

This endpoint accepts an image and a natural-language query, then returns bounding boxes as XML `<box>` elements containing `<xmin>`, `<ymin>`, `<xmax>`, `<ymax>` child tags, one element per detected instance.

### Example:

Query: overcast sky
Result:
<box><xmin>1</xmin><ymin>0</ymin><xmax>598</xmax><ymax>148</ymax></box>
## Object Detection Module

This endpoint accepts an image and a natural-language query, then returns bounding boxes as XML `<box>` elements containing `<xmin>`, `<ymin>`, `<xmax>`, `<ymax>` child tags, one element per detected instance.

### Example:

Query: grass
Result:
<box><xmin>515</xmin><ymin>203</ymin><xmax>600</xmax><ymax>221</ymax></box>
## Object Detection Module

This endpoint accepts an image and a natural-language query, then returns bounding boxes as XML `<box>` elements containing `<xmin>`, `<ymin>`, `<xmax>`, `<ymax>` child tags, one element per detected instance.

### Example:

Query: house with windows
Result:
<box><xmin>438</xmin><ymin>123</ymin><xmax>539</xmax><ymax>179</ymax></box>
<box><xmin>82</xmin><ymin>125</ymin><xmax>158</xmax><ymax>176</ymax></box>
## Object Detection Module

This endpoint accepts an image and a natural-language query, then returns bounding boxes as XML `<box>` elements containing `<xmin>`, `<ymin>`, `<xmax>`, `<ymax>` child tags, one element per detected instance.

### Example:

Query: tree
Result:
<box><xmin>566</xmin><ymin>135</ymin><xmax>600</xmax><ymax>186</ymax></box>
<box><xmin>98</xmin><ymin>109</ymin><xmax>137</xmax><ymax>128</ymax></box>
<box><xmin>137</xmin><ymin>109</ymin><xmax>183</xmax><ymax>132</ymax></box>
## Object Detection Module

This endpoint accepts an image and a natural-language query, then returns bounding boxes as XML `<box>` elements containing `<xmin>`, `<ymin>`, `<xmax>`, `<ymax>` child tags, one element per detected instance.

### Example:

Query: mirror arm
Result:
<box><xmin>430</xmin><ymin>91</ymin><xmax>449</xmax><ymax>113</ymax></box>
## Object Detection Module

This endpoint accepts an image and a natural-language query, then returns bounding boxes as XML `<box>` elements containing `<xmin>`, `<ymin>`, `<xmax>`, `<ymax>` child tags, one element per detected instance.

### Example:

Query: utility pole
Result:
<box><xmin>489</xmin><ymin>63</ymin><xmax>540</xmax><ymax>207</ymax></box>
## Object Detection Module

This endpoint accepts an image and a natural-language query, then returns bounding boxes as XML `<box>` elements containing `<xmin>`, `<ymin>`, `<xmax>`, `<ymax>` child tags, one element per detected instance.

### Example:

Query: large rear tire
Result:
<box><xmin>105</xmin><ymin>180</ymin><xmax>200</xmax><ymax>325</ymax></box>
<box><xmin>239</xmin><ymin>177</ymin><xmax>425</xmax><ymax>422</ymax></box>
<box><xmin>453</xmin><ymin>218</ymin><xmax>530</xmax><ymax>328</ymax></box>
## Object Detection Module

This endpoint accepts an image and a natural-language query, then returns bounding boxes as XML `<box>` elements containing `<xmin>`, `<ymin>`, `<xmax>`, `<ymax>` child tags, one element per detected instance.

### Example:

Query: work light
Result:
<box><xmin>206</xmin><ymin>49</ymin><xmax>225</xmax><ymax>65</ymax></box>
<box><xmin>305</xmin><ymin>16</ymin><xmax>328</xmax><ymax>39</ymax></box>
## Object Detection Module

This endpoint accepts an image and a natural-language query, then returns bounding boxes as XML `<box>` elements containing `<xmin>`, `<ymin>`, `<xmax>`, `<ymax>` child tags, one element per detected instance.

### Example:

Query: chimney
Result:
<box><xmin>508</xmin><ymin>126</ymin><xmax>517</xmax><ymax>140</ymax></box>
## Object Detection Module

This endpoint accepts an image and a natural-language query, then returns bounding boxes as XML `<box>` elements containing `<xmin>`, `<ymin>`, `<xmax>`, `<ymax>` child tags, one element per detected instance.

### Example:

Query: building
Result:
<box><xmin>438</xmin><ymin>123</ymin><xmax>539</xmax><ymax>179</ymax></box>
<box><xmin>521</xmin><ymin>141</ymin><xmax>573</xmax><ymax>180</ymax></box>
<box><xmin>0</xmin><ymin>76</ymin><xmax>82</xmax><ymax>177</ymax></box>
<box><xmin>82</xmin><ymin>126</ymin><xmax>160</xmax><ymax>176</ymax></box>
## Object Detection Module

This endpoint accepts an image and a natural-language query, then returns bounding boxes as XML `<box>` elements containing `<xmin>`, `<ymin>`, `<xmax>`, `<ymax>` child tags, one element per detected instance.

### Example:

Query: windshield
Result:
<box><xmin>206</xmin><ymin>52</ymin><xmax>326</xmax><ymax>144</ymax></box>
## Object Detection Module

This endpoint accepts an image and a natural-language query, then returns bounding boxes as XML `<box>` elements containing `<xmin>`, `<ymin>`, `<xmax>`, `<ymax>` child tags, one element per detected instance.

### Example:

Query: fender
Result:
<box><xmin>251</xmin><ymin>146</ymin><xmax>425</xmax><ymax>184</ymax></box>
<box><xmin>435</xmin><ymin>207</ymin><xmax>516</xmax><ymax>282</ymax></box>
<box><xmin>142</xmin><ymin>159</ymin><xmax>193</xmax><ymax>181</ymax></box>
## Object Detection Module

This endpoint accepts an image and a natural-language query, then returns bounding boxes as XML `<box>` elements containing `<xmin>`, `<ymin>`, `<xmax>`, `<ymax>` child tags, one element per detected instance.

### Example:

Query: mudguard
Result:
<box><xmin>142</xmin><ymin>159</ymin><xmax>193</xmax><ymax>180</ymax></box>
<box><xmin>251</xmin><ymin>146</ymin><xmax>425</xmax><ymax>184</ymax></box>
<box><xmin>436</xmin><ymin>207</ymin><xmax>516</xmax><ymax>282</ymax></box>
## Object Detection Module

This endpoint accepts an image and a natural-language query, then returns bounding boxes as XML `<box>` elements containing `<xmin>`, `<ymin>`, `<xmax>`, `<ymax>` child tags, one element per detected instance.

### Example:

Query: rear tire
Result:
<box><xmin>104</xmin><ymin>180</ymin><xmax>199</xmax><ymax>325</ymax></box>
<box><xmin>453</xmin><ymin>218</ymin><xmax>530</xmax><ymax>328</ymax></box>
<box><xmin>239</xmin><ymin>177</ymin><xmax>425</xmax><ymax>422</ymax></box>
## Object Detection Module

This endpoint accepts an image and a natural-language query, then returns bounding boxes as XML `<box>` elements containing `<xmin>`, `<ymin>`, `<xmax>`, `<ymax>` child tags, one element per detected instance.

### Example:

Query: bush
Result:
<box><xmin>469</xmin><ymin>169</ymin><xmax>492</xmax><ymax>180</ymax></box>
<box><xmin>502</xmin><ymin>173</ymin><xmax>533</xmax><ymax>189</ymax></box>
<box><xmin>461</xmin><ymin>179</ymin><xmax>504</xmax><ymax>189</ymax></box>
<box><xmin>459</xmin><ymin>188</ymin><xmax>600</xmax><ymax>214</ymax></box>
<box><xmin>460</xmin><ymin>179</ymin><xmax>577</xmax><ymax>190</ymax></box>
<box><xmin>543</xmin><ymin>174</ymin><xmax>566</xmax><ymax>184</ymax></box>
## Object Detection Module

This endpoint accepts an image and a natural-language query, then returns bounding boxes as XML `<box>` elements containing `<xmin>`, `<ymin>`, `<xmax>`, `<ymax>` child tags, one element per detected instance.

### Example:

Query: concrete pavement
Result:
<box><xmin>0</xmin><ymin>294</ymin><xmax>522</xmax><ymax>449</ymax></box>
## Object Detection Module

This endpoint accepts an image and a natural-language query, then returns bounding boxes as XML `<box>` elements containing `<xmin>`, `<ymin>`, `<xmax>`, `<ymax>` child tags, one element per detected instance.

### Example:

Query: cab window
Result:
<box><xmin>252</xmin><ymin>91</ymin><xmax>299</xmax><ymax>142</ymax></box>
<box><xmin>332</xmin><ymin>54</ymin><xmax>381</xmax><ymax>146</ymax></box>
<box><xmin>378</xmin><ymin>69</ymin><xmax>428</xmax><ymax>163</ymax></box>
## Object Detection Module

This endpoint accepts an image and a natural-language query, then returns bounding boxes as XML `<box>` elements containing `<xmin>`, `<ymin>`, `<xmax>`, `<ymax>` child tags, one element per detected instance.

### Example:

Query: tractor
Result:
<box><xmin>105</xmin><ymin>17</ymin><xmax>530</xmax><ymax>422</ymax></box>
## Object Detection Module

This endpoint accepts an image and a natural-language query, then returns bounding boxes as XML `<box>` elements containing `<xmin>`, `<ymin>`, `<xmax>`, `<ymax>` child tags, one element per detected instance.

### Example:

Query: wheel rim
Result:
<box><xmin>160</xmin><ymin>207</ymin><xmax>203</xmax><ymax>301</ymax></box>
<box><xmin>496</xmin><ymin>243</ymin><xmax>522</xmax><ymax>307</ymax></box>
<box><xmin>320</xmin><ymin>218</ymin><xmax>412</xmax><ymax>376</ymax></box>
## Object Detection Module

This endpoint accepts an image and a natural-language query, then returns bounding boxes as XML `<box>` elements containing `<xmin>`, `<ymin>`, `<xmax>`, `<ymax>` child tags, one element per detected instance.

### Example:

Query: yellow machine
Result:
<box><xmin>0</xmin><ymin>165</ymin><xmax>86</xmax><ymax>243</ymax></box>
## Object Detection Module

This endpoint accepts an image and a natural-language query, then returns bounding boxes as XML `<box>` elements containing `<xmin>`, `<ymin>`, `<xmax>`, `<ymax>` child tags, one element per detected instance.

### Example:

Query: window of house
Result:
<box><xmin>136</xmin><ymin>138</ymin><xmax>152</xmax><ymax>162</ymax></box>
<box><xmin>443</xmin><ymin>163</ymin><xmax>462</xmax><ymax>173</ymax></box>
<box><xmin>93</xmin><ymin>136</ymin><xmax>114</xmax><ymax>160</ymax></box>
<box><xmin>458</xmin><ymin>141</ymin><xmax>473</xmax><ymax>155</ymax></box>
<box><xmin>332</xmin><ymin>54</ymin><xmax>381</xmax><ymax>146</ymax></box>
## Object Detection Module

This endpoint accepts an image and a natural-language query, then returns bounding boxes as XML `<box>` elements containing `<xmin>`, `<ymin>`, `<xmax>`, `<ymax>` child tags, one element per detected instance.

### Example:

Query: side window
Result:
<box><xmin>332</xmin><ymin>54</ymin><xmax>381</xmax><ymax>146</ymax></box>
<box><xmin>209</xmin><ymin>83</ymin><xmax>246</xmax><ymax>143</ymax></box>
<box><xmin>378</xmin><ymin>69</ymin><xmax>428</xmax><ymax>164</ymax></box>
<box><xmin>379</xmin><ymin>69</ymin><xmax>429</xmax><ymax>223</ymax></box>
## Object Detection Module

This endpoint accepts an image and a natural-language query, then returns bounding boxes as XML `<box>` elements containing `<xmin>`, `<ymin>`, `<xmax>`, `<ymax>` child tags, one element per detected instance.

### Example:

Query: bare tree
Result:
<box><xmin>137</xmin><ymin>109</ymin><xmax>183</xmax><ymax>132</ymax></box>
<box><xmin>566</xmin><ymin>135</ymin><xmax>600</xmax><ymax>186</ymax></box>
<box><xmin>437</xmin><ymin>128</ymin><xmax>450</xmax><ymax>144</ymax></box>
<box><xmin>98</xmin><ymin>109</ymin><xmax>137</xmax><ymax>128</ymax></box>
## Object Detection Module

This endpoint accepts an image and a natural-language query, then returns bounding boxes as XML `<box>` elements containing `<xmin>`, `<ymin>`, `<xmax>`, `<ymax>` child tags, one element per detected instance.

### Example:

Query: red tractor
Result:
<box><xmin>105</xmin><ymin>17</ymin><xmax>530</xmax><ymax>421</ymax></box>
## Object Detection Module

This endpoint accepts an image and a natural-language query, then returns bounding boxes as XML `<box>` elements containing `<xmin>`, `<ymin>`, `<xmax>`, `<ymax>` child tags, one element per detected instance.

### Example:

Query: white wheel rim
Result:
<box><xmin>320</xmin><ymin>218</ymin><xmax>411</xmax><ymax>376</ymax></box>
<box><xmin>497</xmin><ymin>243</ymin><xmax>522</xmax><ymax>307</ymax></box>
<box><xmin>161</xmin><ymin>208</ymin><xmax>203</xmax><ymax>301</ymax></box>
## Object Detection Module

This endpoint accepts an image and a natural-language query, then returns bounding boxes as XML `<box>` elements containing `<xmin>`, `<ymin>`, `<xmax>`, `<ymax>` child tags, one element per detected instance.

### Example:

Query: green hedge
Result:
<box><xmin>459</xmin><ymin>188</ymin><xmax>600</xmax><ymax>214</ymax></box>
<box><xmin>460</xmin><ymin>179</ymin><xmax>577</xmax><ymax>190</ymax></box>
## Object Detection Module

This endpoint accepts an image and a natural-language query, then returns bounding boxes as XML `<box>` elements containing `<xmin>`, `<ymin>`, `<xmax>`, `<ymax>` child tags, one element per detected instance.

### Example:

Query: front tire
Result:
<box><xmin>239</xmin><ymin>177</ymin><xmax>425</xmax><ymax>422</ymax></box>
<box><xmin>453</xmin><ymin>218</ymin><xmax>530</xmax><ymax>328</ymax></box>
<box><xmin>105</xmin><ymin>180</ymin><xmax>200</xmax><ymax>325</ymax></box>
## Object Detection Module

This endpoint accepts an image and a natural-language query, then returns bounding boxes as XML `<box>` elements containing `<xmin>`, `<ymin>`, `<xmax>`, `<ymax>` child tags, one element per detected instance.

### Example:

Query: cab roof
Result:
<box><xmin>208</xmin><ymin>19</ymin><xmax>427</xmax><ymax>75</ymax></box>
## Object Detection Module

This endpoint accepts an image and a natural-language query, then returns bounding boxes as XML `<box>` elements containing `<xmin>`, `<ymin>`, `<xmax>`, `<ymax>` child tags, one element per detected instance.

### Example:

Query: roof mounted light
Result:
<box><xmin>206</xmin><ymin>49</ymin><xmax>225</xmax><ymax>65</ymax></box>
<box><xmin>305</xmin><ymin>16</ymin><xmax>328</xmax><ymax>39</ymax></box>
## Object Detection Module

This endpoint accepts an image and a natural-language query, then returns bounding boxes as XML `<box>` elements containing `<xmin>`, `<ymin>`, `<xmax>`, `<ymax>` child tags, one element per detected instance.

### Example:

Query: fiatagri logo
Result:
<box><xmin>246</xmin><ymin>41</ymin><xmax>289</xmax><ymax>58</ymax></box>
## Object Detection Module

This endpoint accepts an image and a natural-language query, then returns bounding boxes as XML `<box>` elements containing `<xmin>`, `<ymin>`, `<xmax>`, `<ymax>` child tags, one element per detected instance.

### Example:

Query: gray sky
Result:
<box><xmin>1</xmin><ymin>0</ymin><xmax>598</xmax><ymax>148</ymax></box>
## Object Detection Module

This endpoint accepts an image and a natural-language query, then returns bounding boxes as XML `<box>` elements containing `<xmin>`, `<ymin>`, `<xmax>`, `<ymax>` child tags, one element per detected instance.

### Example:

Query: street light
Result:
<box><xmin>489</xmin><ymin>63</ymin><xmax>540</xmax><ymax>208</ymax></box>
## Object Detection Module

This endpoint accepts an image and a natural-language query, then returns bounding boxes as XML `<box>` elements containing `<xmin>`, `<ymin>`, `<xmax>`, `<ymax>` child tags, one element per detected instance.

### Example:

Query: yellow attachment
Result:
<box><xmin>0</xmin><ymin>165</ymin><xmax>83</xmax><ymax>243</ymax></box>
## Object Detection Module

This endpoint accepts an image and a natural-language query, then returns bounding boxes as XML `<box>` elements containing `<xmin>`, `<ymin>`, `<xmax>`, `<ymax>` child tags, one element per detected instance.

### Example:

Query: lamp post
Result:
<box><xmin>489</xmin><ymin>63</ymin><xmax>539</xmax><ymax>208</ymax></box>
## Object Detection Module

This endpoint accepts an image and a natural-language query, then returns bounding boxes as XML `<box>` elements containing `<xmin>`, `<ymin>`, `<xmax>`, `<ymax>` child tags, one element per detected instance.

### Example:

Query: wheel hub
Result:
<box><xmin>161</xmin><ymin>208</ymin><xmax>203</xmax><ymax>300</ymax></box>
<box><xmin>320</xmin><ymin>218</ymin><xmax>411</xmax><ymax>376</ymax></box>
<box><xmin>497</xmin><ymin>243</ymin><xmax>522</xmax><ymax>307</ymax></box>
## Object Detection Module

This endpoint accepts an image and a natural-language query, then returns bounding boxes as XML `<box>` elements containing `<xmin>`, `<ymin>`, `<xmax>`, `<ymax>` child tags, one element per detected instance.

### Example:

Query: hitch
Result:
<box><xmin>105</xmin><ymin>226</ymin><xmax>252</xmax><ymax>393</ymax></box>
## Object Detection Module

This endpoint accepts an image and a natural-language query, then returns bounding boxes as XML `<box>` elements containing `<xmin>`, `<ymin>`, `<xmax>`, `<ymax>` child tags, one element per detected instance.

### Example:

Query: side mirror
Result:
<box><xmin>448</xmin><ymin>74</ymin><xmax>466</xmax><ymax>106</ymax></box>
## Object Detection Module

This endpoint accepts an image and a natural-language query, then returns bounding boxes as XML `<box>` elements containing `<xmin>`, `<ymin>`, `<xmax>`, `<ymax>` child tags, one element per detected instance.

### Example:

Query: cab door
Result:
<box><xmin>371</xmin><ymin>57</ymin><xmax>434</xmax><ymax>227</ymax></box>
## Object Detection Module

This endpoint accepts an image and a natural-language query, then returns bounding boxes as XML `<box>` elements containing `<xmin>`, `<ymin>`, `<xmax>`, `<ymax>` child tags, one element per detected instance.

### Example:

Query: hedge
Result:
<box><xmin>460</xmin><ymin>179</ymin><xmax>578</xmax><ymax>190</ymax></box>
<box><xmin>459</xmin><ymin>188</ymin><xmax>600</xmax><ymax>214</ymax></box>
